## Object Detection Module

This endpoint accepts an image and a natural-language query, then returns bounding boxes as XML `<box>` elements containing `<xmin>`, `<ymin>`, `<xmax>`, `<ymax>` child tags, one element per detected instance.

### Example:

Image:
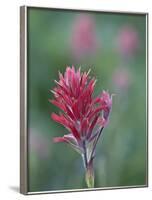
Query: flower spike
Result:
<box><xmin>49</xmin><ymin>66</ymin><xmax>113</xmax><ymax>188</ymax></box>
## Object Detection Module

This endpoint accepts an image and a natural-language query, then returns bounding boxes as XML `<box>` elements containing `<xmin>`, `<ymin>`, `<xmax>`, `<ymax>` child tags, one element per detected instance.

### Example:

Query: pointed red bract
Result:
<box><xmin>50</xmin><ymin>66</ymin><xmax>112</xmax><ymax>144</ymax></box>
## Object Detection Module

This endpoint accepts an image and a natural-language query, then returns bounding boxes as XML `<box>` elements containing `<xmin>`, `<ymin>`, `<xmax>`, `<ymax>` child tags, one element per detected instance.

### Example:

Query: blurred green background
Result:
<box><xmin>27</xmin><ymin>7</ymin><xmax>147</xmax><ymax>192</ymax></box>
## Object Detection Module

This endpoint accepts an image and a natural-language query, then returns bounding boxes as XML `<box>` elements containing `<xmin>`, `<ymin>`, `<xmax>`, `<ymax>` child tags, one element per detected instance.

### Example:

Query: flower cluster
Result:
<box><xmin>49</xmin><ymin>66</ymin><xmax>112</xmax><ymax>187</ymax></box>
<box><xmin>117</xmin><ymin>25</ymin><xmax>139</xmax><ymax>57</ymax></box>
<box><xmin>71</xmin><ymin>14</ymin><xmax>98</xmax><ymax>60</ymax></box>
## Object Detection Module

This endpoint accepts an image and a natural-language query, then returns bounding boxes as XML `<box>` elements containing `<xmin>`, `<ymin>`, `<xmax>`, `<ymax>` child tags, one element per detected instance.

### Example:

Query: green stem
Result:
<box><xmin>82</xmin><ymin>139</ymin><xmax>95</xmax><ymax>188</ymax></box>
<box><xmin>85</xmin><ymin>159</ymin><xmax>94</xmax><ymax>188</ymax></box>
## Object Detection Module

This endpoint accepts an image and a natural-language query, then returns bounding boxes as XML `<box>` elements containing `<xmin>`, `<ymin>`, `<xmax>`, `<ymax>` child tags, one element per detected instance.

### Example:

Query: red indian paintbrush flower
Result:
<box><xmin>49</xmin><ymin>66</ymin><xmax>113</xmax><ymax>187</ymax></box>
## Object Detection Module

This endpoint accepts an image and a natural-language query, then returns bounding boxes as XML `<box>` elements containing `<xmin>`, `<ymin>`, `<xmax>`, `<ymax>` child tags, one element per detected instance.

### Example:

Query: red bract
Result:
<box><xmin>49</xmin><ymin>66</ymin><xmax>113</xmax><ymax>187</ymax></box>
<box><xmin>50</xmin><ymin>66</ymin><xmax>112</xmax><ymax>149</ymax></box>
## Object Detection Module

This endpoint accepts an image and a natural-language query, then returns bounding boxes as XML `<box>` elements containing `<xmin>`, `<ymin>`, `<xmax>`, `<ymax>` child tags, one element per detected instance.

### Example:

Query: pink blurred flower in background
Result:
<box><xmin>49</xmin><ymin>66</ymin><xmax>113</xmax><ymax>187</ymax></box>
<box><xmin>30</xmin><ymin>129</ymin><xmax>50</xmax><ymax>159</ymax></box>
<box><xmin>112</xmin><ymin>67</ymin><xmax>131</xmax><ymax>91</ymax></box>
<box><xmin>71</xmin><ymin>14</ymin><xmax>98</xmax><ymax>60</ymax></box>
<box><xmin>117</xmin><ymin>25</ymin><xmax>139</xmax><ymax>57</ymax></box>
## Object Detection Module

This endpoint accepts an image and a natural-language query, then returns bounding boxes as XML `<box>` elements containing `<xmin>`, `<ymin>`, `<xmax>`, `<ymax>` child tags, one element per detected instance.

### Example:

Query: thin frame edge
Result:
<box><xmin>20</xmin><ymin>5</ymin><xmax>28</xmax><ymax>195</ymax></box>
